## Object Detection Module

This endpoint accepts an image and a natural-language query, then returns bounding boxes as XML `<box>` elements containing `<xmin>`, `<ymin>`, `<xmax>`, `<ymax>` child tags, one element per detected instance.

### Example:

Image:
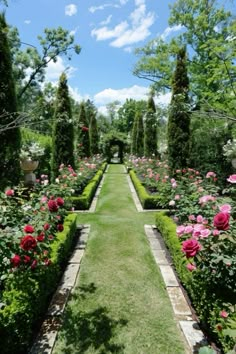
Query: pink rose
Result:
<box><xmin>182</xmin><ymin>239</ymin><xmax>201</xmax><ymax>258</ymax></box>
<box><xmin>5</xmin><ymin>189</ymin><xmax>14</xmax><ymax>196</ymax></box>
<box><xmin>200</xmin><ymin>229</ymin><xmax>211</xmax><ymax>238</ymax></box>
<box><xmin>227</xmin><ymin>174</ymin><xmax>236</xmax><ymax>183</ymax></box>
<box><xmin>186</xmin><ymin>263</ymin><xmax>196</xmax><ymax>272</ymax></box>
<box><xmin>213</xmin><ymin>212</ymin><xmax>230</xmax><ymax>230</ymax></box>
<box><xmin>196</xmin><ymin>215</ymin><xmax>204</xmax><ymax>223</ymax></box>
<box><xmin>219</xmin><ymin>204</ymin><xmax>231</xmax><ymax>213</ymax></box>
<box><xmin>184</xmin><ymin>225</ymin><xmax>193</xmax><ymax>234</ymax></box>
<box><xmin>213</xmin><ymin>229</ymin><xmax>220</xmax><ymax>236</ymax></box>
<box><xmin>220</xmin><ymin>310</ymin><xmax>228</xmax><ymax>319</ymax></box>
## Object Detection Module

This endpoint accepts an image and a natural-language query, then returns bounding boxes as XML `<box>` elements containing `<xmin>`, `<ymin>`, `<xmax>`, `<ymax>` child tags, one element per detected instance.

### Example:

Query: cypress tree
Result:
<box><xmin>144</xmin><ymin>95</ymin><xmax>157</xmax><ymax>157</ymax></box>
<box><xmin>167</xmin><ymin>47</ymin><xmax>190</xmax><ymax>172</ymax></box>
<box><xmin>89</xmin><ymin>111</ymin><xmax>99</xmax><ymax>155</ymax></box>
<box><xmin>136</xmin><ymin>110</ymin><xmax>144</xmax><ymax>157</ymax></box>
<box><xmin>77</xmin><ymin>102</ymin><xmax>90</xmax><ymax>158</ymax></box>
<box><xmin>131</xmin><ymin>112</ymin><xmax>138</xmax><ymax>155</ymax></box>
<box><xmin>0</xmin><ymin>13</ymin><xmax>21</xmax><ymax>187</ymax></box>
<box><xmin>51</xmin><ymin>72</ymin><xmax>74</xmax><ymax>177</ymax></box>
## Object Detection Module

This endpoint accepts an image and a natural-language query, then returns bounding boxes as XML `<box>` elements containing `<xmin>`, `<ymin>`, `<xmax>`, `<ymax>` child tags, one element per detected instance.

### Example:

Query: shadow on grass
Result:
<box><xmin>57</xmin><ymin>283</ymin><xmax>128</xmax><ymax>353</ymax></box>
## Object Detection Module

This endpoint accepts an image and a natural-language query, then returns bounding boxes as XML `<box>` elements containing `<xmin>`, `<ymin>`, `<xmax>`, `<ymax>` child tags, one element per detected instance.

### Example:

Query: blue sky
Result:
<box><xmin>2</xmin><ymin>0</ymin><xmax>185</xmax><ymax>112</ymax></box>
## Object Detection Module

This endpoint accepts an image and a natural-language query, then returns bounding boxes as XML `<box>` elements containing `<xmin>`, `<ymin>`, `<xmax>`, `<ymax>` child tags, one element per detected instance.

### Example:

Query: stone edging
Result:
<box><xmin>30</xmin><ymin>224</ymin><xmax>91</xmax><ymax>354</ymax></box>
<box><xmin>144</xmin><ymin>224</ymin><xmax>208</xmax><ymax>353</ymax></box>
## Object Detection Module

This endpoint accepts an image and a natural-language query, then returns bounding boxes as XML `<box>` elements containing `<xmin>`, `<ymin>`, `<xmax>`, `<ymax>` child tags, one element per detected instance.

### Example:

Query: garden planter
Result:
<box><xmin>20</xmin><ymin>159</ymin><xmax>39</xmax><ymax>185</ymax></box>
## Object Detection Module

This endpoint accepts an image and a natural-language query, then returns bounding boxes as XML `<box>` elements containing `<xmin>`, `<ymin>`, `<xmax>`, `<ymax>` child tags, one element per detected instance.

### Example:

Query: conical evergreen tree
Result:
<box><xmin>144</xmin><ymin>95</ymin><xmax>157</xmax><ymax>157</ymax></box>
<box><xmin>89</xmin><ymin>111</ymin><xmax>99</xmax><ymax>155</ymax></box>
<box><xmin>77</xmin><ymin>102</ymin><xmax>90</xmax><ymax>158</ymax></box>
<box><xmin>136</xmin><ymin>110</ymin><xmax>144</xmax><ymax>157</ymax></box>
<box><xmin>131</xmin><ymin>112</ymin><xmax>138</xmax><ymax>155</ymax></box>
<box><xmin>0</xmin><ymin>13</ymin><xmax>21</xmax><ymax>187</ymax></box>
<box><xmin>167</xmin><ymin>47</ymin><xmax>190</xmax><ymax>172</ymax></box>
<box><xmin>51</xmin><ymin>72</ymin><xmax>74</xmax><ymax>177</ymax></box>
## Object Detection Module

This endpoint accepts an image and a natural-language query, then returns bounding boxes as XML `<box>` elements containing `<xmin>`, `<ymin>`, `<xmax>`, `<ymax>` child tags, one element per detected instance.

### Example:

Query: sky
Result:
<box><xmin>1</xmin><ymin>0</ymin><xmax>189</xmax><ymax>113</ymax></box>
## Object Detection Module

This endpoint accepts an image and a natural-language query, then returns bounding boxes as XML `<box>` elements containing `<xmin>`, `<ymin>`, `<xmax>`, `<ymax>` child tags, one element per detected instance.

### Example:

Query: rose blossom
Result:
<box><xmin>5</xmin><ymin>189</ymin><xmax>14</xmax><ymax>196</ymax></box>
<box><xmin>47</xmin><ymin>200</ymin><xmax>59</xmax><ymax>212</ymax></box>
<box><xmin>213</xmin><ymin>212</ymin><xmax>230</xmax><ymax>230</ymax></box>
<box><xmin>169</xmin><ymin>200</ymin><xmax>175</xmax><ymax>206</ymax></box>
<box><xmin>220</xmin><ymin>310</ymin><xmax>228</xmax><ymax>319</ymax></box>
<box><xmin>57</xmin><ymin>224</ymin><xmax>64</xmax><ymax>232</ymax></box>
<box><xmin>23</xmin><ymin>225</ymin><xmax>35</xmax><ymax>233</ymax></box>
<box><xmin>219</xmin><ymin>204</ymin><xmax>231</xmax><ymax>214</ymax></box>
<box><xmin>213</xmin><ymin>229</ymin><xmax>220</xmax><ymax>236</ymax></box>
<box><xmin>177</xmin><ymin>226</ymin><xmax>185</xmax><ymax>236</ymax></box>
<box><xmin>11</xmin><ymin>255</ymin><xmax>21</xmax><ymax>268</ymax></box>
<box><xmin>56</xmin><ymin>197</ymin><xmax>64</xmax><ymax>206</ymax></box>
<box><xmin>188</xmin><ymin>215</ymin><xmax>195</xmax><ymax>221</ymax></box>
<box><xmin>206</xmin><ymin>171</ymin><xmax>216</xmax><ymax>178</ymax></box>
<box><xmin>186</xmin><ymin>263</ymin><xmax>196</xmax><ymax>272</ymax></box>
<box><xmin>227</xmin><ymin>174</ymin><xmax>236</xmax><ymax>183</ymax></box>
<box><xmin>184</xmin><ymin>225</ymin><xmax>193</xmax><ymax>234</ymax></box>
<box><xmin>37</xmin><ymin>232</ymin><xmax>45</xmax><ymax>242</ymax></box>
<box><xmin>200</xmin><ymin>229</ymin><xmax>211</xmax><ymax>238</ymax></box>
<box><xmin>20</xmin><ymin>235</ymin><xmax>37</xmax><ymax>251</ymax></box>
<box><xmin>196</xmin><ymin>215</ymin><xmax>204</xmax><ymax>223</ymax></box>
<box><xmin>182</xmin><ymin>239</ymin><xmax>201</xmax><ymax>258</ymax></box>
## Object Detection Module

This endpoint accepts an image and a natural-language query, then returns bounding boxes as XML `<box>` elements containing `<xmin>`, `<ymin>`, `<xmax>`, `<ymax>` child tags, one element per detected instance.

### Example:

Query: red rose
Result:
<box><xmin>182</xmin><ymin>239</ymin><xmax>201</xmax><ymax>258</ymax></box>
<box><xmin>47</xmin><ymin>200</ymin><xmax>59</xmax><ymax>212</ymax></box>
<box><xmin>23</xmin><ymin>255</ymin><xmax>31</xmax><ymax>263</ymax></box>
<box><xmin>11</xmin><ymin>254</ymin><xmax>21</xmax><ymax>267</ymax></box>
<box><xmin>37</xmin><ymin>232</ymin><xmax>45</xmax><ymax>242</ymax></box>
<box><xmin>57</xmin><ymin>224</ymin><xmax>64</xmax><ymax>232</ymax></box>
<box><xmin>31</xmin><ymin>260</ymin><xmax>37</xmax><ymax>269</ymax></box>
<box><xmin>20</xmin><ymin>235</ymin><xmax>37</xmax><ymax>251</ymax></box>
<box><xmin>81</xmin><ymin>126</ymin><xmax>89</xmax><ymax>132</ymax></box>
<box><xmin>213</xmin><ymin>212</ymin><xmax>230</xmax><ymax>230</ymax></box>
<box><xmin>23</xmin><ymin>225</ymin><xmax>35</xmax><ymax>233</ymax></box>
<box><xmin>44</xmin><ymin>258</ymin><xmax>52</xmax><ymax>266</ymax></box>
<box><xmin>56</xmin><ymin>197</ymin><xmax>64</xmax><ymax>206</ymax></box>
<box><xmin>44</xmin><ymin>223</ymin><xmax>50</xmax><ymax>231</ymax></box>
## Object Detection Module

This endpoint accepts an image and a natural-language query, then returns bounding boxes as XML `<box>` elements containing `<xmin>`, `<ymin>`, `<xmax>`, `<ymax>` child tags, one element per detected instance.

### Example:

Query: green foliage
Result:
<box><xmin>167</xmin><ymin>47</ymin><xmax>190</xmax><ymax>172</ymax></box>
<box><xmin>51</xmin><ymin>73</ymin><xmax>75</xmax><ymax>177</ymax></box>
<box><xmin>0</xmin><ymin>213</ymin><xmax>77</xmax><ymax>354</ymax></box>
<box><xmin>144</xmin><ymin>96</ymin><xmax>157</xmax><ymax>156</ymax></box>
<box><xmin>76</xmin><ymin>102</ymin><xmax>90</xmax><ymax>158</ymax></box>
<box><xmin>102</xmin><ymin>131</ymin><xmax>128</xmax><ymax>163</ymax></box>
<box><xmin>0</xmin><ymin>13</ymin><xmax>21</xmax><ymax>188</ymax></box>
<box><xmin>89</xmin><ymin>111</ymin><xmax>99</xmax><ymax>155</ymax></box>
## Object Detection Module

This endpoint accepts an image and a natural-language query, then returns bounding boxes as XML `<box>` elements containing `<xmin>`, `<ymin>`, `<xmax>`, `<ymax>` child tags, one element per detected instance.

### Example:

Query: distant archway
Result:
<box><xmin>103</xmin><ymin>132</ymin><xmax>128</xmax><ymax>164</ymax></box>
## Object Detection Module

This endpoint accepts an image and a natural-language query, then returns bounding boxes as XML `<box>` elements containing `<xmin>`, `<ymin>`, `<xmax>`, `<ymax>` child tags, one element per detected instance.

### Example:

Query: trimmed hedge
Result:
<box><xmin>129</xmin><ymin>170</ymin><xmax>166</xmax><ymax>209</ymax></box>
<box><xmin>155</xmin><ymin>212</ymin><xmax>192</xmax><ymax>287</ymax></box>
<box><xmin>70</xmin><ymin>162</ymin><xmax>107</xmax><ymax>210</ymax></box>
<box><xmin>0</xmin><ymin>213</ymin><xmax>77</xmax><ymax>354</ymax></box>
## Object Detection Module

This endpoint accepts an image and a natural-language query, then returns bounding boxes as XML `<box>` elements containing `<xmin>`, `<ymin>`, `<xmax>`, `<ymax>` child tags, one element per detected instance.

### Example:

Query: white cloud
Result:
<box><xmin>69</xmin><ymin>86</ymin><xmax>90</xmax><ymax>103</ymax></box>
<box><xmin>155</xmin><ymin>92</ymin><xmax>171</xmax><ymax>107</ymax></box>
<box><xmin>100</xmin><ymin>15</ymin><xmax>113</xmax><ymax>26</ymax></box>
<box><xmin>89</xmin><ymin>4</ymin><xmax>119</xmax><ymax>14</ymax></box>
<box><xmin>24</xmin><ymin>20</ymin><xmax>31</xmax><ymax>25</ymax></box>
<box><xmin>94</xmin><ymin>85</ymin><xmax>149</xmax><ymax>105</ymax></box>
<box><xmin>69</xmin><ymin>26</ymin><xmax>79</xmax><ymax>36</ymax></box>
<box><xmin>65</xmin><ymin>4</ymin><xmax>77</xmax><ymax>16</ymax></box>
<box><xmin>45</xmin><ymin>57</ymin><xmax>77</xmax><ymax>81</ymax></box>
<box><xmin>120</xmin><ymin>0</ymin><xmax>129</xmax><ymax>4</ymax></box>
<box><xmin>91</xmin><ymin>0</ymin><xmax>155</xmax><ymax>48</ymax></box>
<box><xmin>161</xmin><ymin>25</ymin><xmax>183</xmax><ymax>40</ymax></box>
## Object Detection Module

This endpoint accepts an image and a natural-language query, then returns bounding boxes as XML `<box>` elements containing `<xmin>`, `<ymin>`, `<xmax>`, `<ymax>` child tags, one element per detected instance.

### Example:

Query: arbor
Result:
<box><xmin>51</xmin><ymin>73</ymin><xmax>74</xmax><ymax>177</ymax></box>
<box><xmin>0</xmin><ymin>13</ymin><xmax>21</xmax><ymax>187</ymax></box>
<box><xmin>167</xmin><ymin>47</ymin><xmax>190</xmax><ymax>172</ymax></box>
<box><xmin>144</xmin><ymin>95</ymin><xmax>157</xmax><ymax>157</ymax></box>
<box><xmin>77</xmin><ymin>102</ymin><xmax>90</xmax><ymax>158</ymax></box>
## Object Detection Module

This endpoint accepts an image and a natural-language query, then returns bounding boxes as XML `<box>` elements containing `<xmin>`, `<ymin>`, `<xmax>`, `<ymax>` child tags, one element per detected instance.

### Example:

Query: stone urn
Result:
<box><xmin>20</xmin><ymin>159</ymin><xmax>39</xmax><ymax>186</ymax></box>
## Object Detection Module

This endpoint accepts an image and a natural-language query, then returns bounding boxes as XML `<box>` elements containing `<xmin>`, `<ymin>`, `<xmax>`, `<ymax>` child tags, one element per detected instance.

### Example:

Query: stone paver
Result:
<box><xmin>68</xmin><ymin>249</ymin><xmax>84</xmax><ymax>264</ymax></box>
<box><xmin>167</xmin><ymin>287</ymin><xmax>192</xmax><ymax>317</ymax></box>
<box><xmin>179</xmin><ymin>321</ymin><xmax>208</xmax><ymax>353</ymax></box>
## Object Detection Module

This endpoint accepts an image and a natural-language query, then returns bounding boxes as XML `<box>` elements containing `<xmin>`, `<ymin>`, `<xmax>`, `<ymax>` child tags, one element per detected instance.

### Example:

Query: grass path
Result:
<box><xmin>53</xmin><ymin>164</ymin><xmax>187</xmax><ymax>354</ymax></box>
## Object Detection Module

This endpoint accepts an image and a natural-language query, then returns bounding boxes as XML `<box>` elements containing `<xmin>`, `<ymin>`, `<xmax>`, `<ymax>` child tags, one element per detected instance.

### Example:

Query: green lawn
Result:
<box><xmin>53</xmin><ymin>164</ymin><xmax>188</xmax><ymax>354</ymax></box>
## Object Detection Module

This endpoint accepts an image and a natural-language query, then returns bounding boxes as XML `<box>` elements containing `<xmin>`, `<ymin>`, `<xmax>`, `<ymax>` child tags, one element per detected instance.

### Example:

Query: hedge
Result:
<box><xmin>129</xmin><ymin>170</ymin><xmax>166</xmax><ymax>209</ymax></box>
<box><xmin>0</xmin><ymin>213</ymin><xmax>77</xmax><ymax>354</ymax></box>
<box><xmin>70</xmin><ymin>162</ymin><xmax>107</xmax><ymax>210</ymax></box>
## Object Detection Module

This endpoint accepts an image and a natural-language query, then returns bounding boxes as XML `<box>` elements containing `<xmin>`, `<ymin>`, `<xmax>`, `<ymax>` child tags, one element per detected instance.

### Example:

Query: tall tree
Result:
<box><xmin>51</xmin><ymin>72</ymin><xmax>74</xmax><ymax>177</ymax></box>
<box><xmin>136</xmin><ymin>111</ymin><xmax>144</xmax><ymax>157</ymax></box>
<box><xmin>0</xmin><ymin>13</ymin><xmax>21</xmax><ymax>187</ymax></box>
<box><xmin>144</xmin><ymin>95</ymin><xmax>157</xmax><ymax>157</ymax></box>
<box><xmin>167</xmin><ymin>47</ymin><xmax>190</xmax><ymax>172</ymax></box>
<box><xmin>89</xmin><ymin>111</ymin><xmax>99</xmax><ymax>155</ymax></box>
<box><xmin>77</xmin><ymin>102</ymin><xmax>90</xmax><ymax>158</ymax></box>
<box><xmin>131</xmin><ymin>112</ymin><xmax>138</xmax><ymax>155</ymax></box>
